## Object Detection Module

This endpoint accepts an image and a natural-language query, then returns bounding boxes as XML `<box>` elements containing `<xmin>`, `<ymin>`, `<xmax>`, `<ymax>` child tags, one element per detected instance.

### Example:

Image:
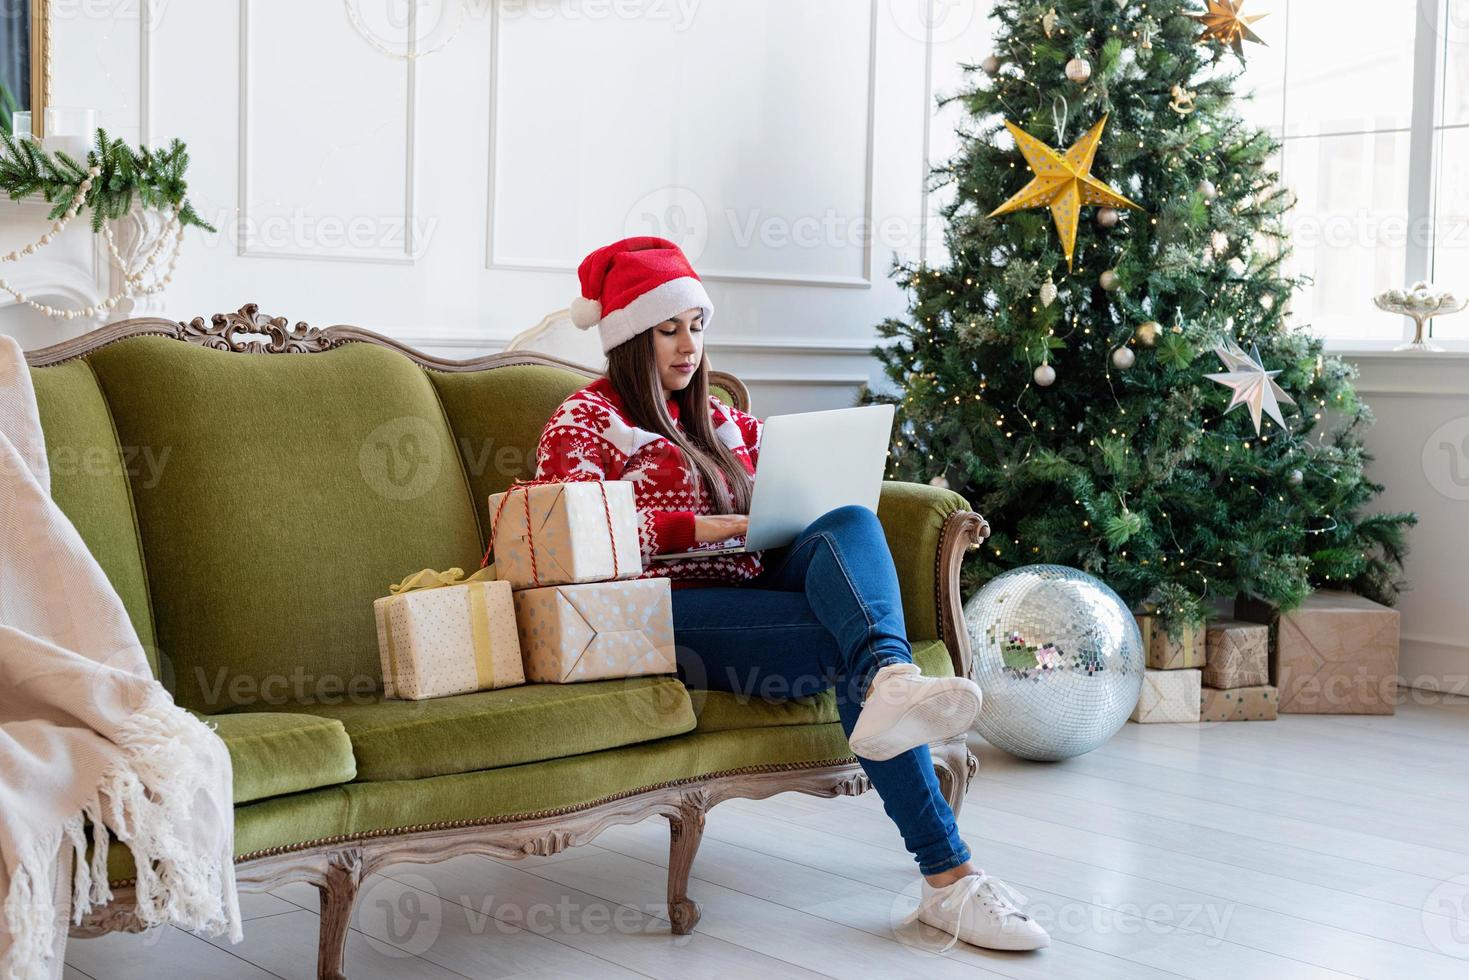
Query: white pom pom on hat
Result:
<box><xmin>570</xmin><ymin>236</ymin><xmax>713</xmax><ymax>354</ymax></box>
<box><xmin>569</xmin><ymin>296</ymin><xmax>603</xmax><ymax>329</ymax></box>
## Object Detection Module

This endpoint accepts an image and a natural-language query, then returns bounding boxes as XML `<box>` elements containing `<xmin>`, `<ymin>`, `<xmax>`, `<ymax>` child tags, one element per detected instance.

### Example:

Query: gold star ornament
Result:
<box><xmin>988</xmin><ymin>115</ymin><xmax>1141</xmax><ymax>271</ymax></box>
<box><xmin>1191</xmin><ymin>0</ymin><xmax>1267</xmax><ymax>57</ymax></box>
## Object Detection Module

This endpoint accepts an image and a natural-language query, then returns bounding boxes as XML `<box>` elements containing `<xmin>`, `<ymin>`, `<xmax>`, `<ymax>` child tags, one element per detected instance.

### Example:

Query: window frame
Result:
<box><xmin>1270</xmin><ymin>0</ymin><xmax>1469</xmax><ymax>352</ymax></box>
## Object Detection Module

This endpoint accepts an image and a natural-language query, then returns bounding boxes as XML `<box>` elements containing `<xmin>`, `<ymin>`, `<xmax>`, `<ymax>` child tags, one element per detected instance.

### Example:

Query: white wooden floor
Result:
<box><xmin>64</xmin><ymin>692</ymin><xmax>1469</xmax><ymax>979</ymax></box>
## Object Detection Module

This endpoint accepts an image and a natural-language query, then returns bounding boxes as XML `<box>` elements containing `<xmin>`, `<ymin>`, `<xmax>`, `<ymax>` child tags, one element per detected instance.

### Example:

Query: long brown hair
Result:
<box><xmin>606</xmin><ymin>328</ymin><xmax>754</xmax><ymax>515</ymax></box>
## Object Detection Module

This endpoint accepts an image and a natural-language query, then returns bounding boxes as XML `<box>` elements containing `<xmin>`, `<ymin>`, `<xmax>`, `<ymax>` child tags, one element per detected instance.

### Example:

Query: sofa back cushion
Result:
<box><xmin>29</xmin><ymin>358</ymin><xmax>162</xmax><ymax>677</ymax></box>
<box><xmin>85</xmin><ymin>336</ymin><xmax>483</xmax><ymax>712</ymax></box>
<box><xmin>429</xmin><ymin>363</ymin><xmax>593</xmax><ymax>544</ymax></box>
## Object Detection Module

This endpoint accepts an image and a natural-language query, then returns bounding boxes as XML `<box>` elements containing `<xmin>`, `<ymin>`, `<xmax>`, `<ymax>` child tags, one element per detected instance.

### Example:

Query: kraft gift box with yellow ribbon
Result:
<box><xmin>486</xmin><ymin>479</ymin><xmax>642</xmax><ymax>591</ymax></box>
<box><xmin>1133</xmin><ymin>607</ymin><xmax>1204</xmax><ymax>670</ymax></box>
<box><xmin>513</xmin><ymin>577</ymin><xmax>676</xmax><ymax>683</ymax></box>
<box><xmin>374</xmin><ymin>566</ymin><xmax>525</xmax><ymax>700</ymax></box>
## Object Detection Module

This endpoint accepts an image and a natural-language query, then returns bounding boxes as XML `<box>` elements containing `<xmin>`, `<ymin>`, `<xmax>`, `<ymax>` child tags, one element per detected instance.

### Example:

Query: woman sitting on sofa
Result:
<box><xmin>531</xmin><ymin>236</ymin><xmax>1049</xmax><ymax>954</ymax></box>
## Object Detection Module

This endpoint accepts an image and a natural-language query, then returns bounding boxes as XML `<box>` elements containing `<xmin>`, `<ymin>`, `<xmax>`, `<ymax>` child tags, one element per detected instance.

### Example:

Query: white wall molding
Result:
<box><xmin>483</xmin><ymin>0</ymin><xmax>881</xmax><ymax>289</ymax></box>
<box><xmin>236</xmin><ymin>0</ymin><xmax>420</xmax><ymax>264</ymax></box>
<box><xmin>387</xmin><ymin>327</ymin><xmax>895</xmax><ymax>359</ymax></box>
<box><xmin>1339</xmin><ymin>351</ymin><xmax>1469</xmax><ymax>397</ymax></box>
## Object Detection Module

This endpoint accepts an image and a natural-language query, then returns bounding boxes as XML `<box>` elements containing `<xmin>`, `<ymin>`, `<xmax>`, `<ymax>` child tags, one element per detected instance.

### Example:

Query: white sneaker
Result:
<box><xmin>847</xmin><ymin>662</ymin><xmax>981</xmax><ymax>762</ymax></box>
<box><xmin>903</xmin><ymin>872</ymin><xmax>1050</xmax><ymax>952</ymax></box>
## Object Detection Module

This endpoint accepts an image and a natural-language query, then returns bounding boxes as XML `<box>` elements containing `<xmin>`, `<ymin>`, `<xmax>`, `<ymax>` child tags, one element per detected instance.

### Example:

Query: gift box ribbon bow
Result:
<box><xmin>389</xmin><ymin>565</ymin><xmax>498</xmax><ymax>595</ymax></box>
<box><xmin>383</xmin><ymin>565</ymin><xmax>503</xmax><ymax>691</ymax></box>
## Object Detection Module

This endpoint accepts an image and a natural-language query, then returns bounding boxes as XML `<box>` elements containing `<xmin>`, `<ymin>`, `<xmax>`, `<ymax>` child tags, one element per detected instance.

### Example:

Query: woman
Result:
<box><xmin>533</xmin><ymin>237</ymin><xmax>1049</xmax><ymax>953</ymax></box>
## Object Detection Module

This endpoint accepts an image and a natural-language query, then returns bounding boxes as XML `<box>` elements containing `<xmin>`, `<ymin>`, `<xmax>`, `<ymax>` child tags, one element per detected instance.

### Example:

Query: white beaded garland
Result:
<box><xmin>0</xmin><ymin>171</ymin><xmax>187</xmax><ymax>321</ymax></box>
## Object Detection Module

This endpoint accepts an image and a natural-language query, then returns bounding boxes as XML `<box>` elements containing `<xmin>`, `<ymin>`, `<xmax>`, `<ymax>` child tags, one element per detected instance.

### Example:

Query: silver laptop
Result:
<box><xmin>649</xmin><ymin>403</ymin><xmax>896</xmax><ymax>561</ymax></box>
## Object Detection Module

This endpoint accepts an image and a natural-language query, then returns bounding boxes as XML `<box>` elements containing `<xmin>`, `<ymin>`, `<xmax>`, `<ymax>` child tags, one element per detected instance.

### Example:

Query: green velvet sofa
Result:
<box><xmin>24</xmin><ymin>304</ymin><xmax>989</xmax><ymax>979</ymax></box>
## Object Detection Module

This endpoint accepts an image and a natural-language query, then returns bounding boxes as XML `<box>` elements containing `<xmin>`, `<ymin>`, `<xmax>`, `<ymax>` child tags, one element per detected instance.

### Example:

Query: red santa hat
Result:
<box><xmin>570</xmin><ymin>237</ymin><xmax>714</xmax><ymax>354</ymax></box>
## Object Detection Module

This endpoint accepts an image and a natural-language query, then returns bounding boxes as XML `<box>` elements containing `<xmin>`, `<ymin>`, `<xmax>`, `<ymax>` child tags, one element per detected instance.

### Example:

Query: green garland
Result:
<box><xmin>0</xmin><ymin>127</ymin><xmax>213</xmax><ymax>233</ymax></box>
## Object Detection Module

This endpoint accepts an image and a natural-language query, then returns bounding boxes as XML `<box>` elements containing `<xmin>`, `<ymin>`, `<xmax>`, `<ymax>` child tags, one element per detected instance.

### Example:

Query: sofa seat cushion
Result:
<box><xmin>108</xmin><ymin>719</ymin><xmax>851</xmax><ymax>885</ymax></box>
<box><xmin>231</xmin><ymin>676</ymin><xmax>696</xmax><ymax>782</ymax></box>
<box><xmin>203</xmin><ymin>711</ymin><xmax>357</xmax><ymax>803</ymax></box>
<box><xmin>689</xmin><ymin>638</ymin><xmax>956</xmax><ymax>734</ymax></box>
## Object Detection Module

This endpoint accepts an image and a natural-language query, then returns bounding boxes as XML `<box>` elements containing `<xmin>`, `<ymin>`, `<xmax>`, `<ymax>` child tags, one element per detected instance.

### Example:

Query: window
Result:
<box><xmin>1241</xmin><ymin>0</ymin><xmax>1469</xmax><ymax>348</ymax></box>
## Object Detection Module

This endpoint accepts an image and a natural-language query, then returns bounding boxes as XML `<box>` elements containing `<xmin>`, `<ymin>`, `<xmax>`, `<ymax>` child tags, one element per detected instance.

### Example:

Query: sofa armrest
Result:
<box><xmin>875</xmin><ymin>481</ymin><xmax>991</xmax><ymax>679</ymax></box>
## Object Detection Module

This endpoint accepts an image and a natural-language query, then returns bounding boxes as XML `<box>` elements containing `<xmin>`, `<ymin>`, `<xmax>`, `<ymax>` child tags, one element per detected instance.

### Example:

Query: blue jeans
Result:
<box><xmin>669</xmin><ymin>505</ymin><xmax>971</xmax><ymax>876</ymax></box>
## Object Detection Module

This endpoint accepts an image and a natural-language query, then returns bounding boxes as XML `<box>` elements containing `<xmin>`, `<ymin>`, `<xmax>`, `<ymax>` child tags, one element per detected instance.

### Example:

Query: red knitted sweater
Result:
<box><xmin>533</xmin><ymin>377</ymin><xmax>764</xmax><ymax>590</ymax></box>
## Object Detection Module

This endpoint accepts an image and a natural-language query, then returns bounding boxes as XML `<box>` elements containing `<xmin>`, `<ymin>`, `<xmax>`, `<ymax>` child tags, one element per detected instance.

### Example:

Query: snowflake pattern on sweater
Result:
<box><xmin>534</xmin><ymin>376</ymin><xmax>763</xmax><ymax>588</ymax></box>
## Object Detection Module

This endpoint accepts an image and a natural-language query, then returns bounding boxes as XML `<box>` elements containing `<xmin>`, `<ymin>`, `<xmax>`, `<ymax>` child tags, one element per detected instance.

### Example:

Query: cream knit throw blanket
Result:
<box><xmin>0</xmin><ymin>335</ymin><xmax>241</xmax><ymax>978</ymax></box>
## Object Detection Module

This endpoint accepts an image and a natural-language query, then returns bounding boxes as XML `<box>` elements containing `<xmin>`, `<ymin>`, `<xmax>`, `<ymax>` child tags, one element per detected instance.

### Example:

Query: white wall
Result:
<box><xmin>8</xmin><ymin>0</ymin><xmax>1002</xmax><ymax>416</ymax></box>
<box><xmin>7</xmin><ymin>0</ymin><xmax>1462</xmax><ymax>690</ymax></box>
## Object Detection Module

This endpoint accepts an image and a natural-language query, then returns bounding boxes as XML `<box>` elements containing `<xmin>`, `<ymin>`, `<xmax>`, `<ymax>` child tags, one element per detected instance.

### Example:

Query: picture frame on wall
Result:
<box><xmin>1</xmin><ymin>0</ymin><xmax>48</xmax><ymax>138</ymax></box>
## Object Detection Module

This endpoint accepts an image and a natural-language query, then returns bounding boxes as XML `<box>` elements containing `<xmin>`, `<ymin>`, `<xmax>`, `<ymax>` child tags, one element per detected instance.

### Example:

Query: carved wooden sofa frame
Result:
<box><xmin>27</xmin><ymin>305</ymin><xmax>989</xmax><ymax>979</ymax></box>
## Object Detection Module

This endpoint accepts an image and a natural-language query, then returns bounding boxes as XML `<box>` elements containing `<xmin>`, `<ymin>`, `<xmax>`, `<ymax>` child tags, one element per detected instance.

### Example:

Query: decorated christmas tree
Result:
<box><xmin>868</xmin><ymin>0</ymin><xmax>1415</xmax><ymax>630</ymax></box>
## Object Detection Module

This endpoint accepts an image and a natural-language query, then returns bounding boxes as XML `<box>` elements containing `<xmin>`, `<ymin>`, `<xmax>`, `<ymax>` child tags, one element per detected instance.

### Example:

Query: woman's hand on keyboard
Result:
<box><xmin>693</xmin><ymin>514</ymin><xmax>749</xmax><ymax>544</ymax></box>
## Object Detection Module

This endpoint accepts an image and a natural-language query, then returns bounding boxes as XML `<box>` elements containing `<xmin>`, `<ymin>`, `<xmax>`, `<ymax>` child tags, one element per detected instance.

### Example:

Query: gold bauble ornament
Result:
<box><xmin>1065</xmin><ymin>57</ymin><xmax>1092</xmax><ymax>84</ymax></box>
<box><xmin>1135</xmin><ymin>321</ymin><xmax>1160</xmax><ymax>345</ymax></box>
<box><xmin>1100</xmin><ymin>269</ymin><xmax>1120</xmax><ymax>291</ymax></box>
<box><xmin>988</xmin><ymin>116</ymin><xmax>1140</xmax><ymax>271</ymax></box>
<box><xmin>1096</xmin><ymin>207</ymin><xmax>1121</xmax><ymax>229</ymax></box>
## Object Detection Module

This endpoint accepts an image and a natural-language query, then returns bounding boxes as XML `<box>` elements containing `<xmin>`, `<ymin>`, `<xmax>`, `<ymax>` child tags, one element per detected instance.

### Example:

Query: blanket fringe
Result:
<box><xmin>2</xmin><ymin>693</ymin><xmax>241</xmax><ymax>979</ymax></box>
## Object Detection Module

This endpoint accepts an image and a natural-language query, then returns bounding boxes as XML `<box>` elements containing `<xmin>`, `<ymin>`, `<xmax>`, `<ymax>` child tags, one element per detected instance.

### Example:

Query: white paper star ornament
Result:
<box><xmin>1204</xmin><ymin>339</ymin><xmax>1297</xmax><ymax>434</ymax></box>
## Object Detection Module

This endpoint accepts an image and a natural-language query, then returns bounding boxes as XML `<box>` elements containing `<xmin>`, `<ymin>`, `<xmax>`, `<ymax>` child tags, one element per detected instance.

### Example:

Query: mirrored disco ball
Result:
<box><xmin>965</xmin><ymin>565</ymin><xmax>1144</xmax><ymax>761</ymax></box>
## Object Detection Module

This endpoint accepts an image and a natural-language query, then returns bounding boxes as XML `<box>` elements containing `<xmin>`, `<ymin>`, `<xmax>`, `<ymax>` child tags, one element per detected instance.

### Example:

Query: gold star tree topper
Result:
<box><xmin>1191</xmin><ymin>0</ymin><xmax>1267</xmax><ymax>57</ymax></box>
<box><xmin>988</xmin><ymin>115</ymin><xmax>1140</xmax><ymax>271</ymax></box>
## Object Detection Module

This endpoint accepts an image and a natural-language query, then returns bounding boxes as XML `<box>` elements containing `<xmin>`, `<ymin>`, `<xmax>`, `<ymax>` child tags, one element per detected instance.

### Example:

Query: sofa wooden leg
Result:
<box><xmin>931</xmin><ymin>737</ymin><xmax>977</xmax><ymax>818</ymax></box>
<box><xmin>316</xmin><ymin>848</ymin><xmax>363</xmax><ymax>980</ymax></box>
<box><xmin>666</xmin><ymin>788</ymin><xmax>708</xmax><ymax>935</ymax></box>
